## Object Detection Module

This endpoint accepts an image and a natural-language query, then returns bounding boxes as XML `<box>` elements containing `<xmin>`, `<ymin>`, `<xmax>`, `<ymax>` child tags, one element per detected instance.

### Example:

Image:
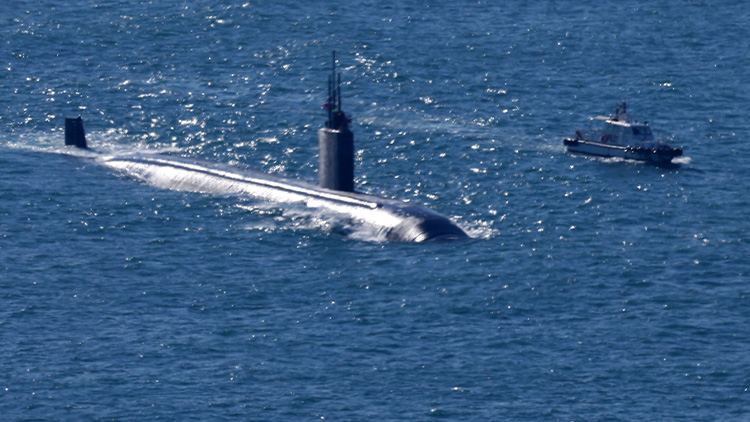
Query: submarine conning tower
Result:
<box><xmin>318</xmin><ymin>51</ymin><xmax>354</xmax><ymax>192</ymax></box>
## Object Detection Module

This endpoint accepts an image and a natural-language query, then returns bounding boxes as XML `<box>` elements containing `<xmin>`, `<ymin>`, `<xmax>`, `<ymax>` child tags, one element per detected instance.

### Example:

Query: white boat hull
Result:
<box><xmin>563</xmin><ymin>138</ymin><xmax>682</xmax><ymax>164</ymax></box>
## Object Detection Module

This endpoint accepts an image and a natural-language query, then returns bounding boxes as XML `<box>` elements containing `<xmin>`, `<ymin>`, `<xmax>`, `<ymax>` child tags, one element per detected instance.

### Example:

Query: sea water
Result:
<box><xmin>1</xmin><ymin>1</ymin><xmax>749</xmax><ymax>420</ymax></box>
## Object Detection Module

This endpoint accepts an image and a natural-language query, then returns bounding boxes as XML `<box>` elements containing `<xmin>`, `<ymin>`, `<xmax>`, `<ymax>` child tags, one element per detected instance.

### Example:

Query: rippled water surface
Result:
<box><xmin>2</xmin><ymin>1</ymin><xmax>749</xmax><ymax>420</ymax></box>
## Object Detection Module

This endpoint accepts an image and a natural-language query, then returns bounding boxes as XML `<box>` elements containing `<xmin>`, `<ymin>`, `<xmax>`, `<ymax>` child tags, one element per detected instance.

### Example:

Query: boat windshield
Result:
<box><xmin>632</xmin><ymin>126</ymin><xmax>652</xmax><ymax>136</ymax></box>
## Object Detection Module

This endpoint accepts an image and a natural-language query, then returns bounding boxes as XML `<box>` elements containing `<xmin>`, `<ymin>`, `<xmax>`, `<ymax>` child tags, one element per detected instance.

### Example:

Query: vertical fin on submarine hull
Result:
<box><xmin>65</xmin><ymin>117</ymin><xmax>87</xmax><ymax>149</ymax></box>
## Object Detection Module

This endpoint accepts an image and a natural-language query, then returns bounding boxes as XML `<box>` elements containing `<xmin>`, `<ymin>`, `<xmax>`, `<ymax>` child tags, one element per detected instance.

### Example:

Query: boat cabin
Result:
<box><xmin>602</xmin><ymin>119</ymin><xmax>655</xmax><ymax>145</ymax></box>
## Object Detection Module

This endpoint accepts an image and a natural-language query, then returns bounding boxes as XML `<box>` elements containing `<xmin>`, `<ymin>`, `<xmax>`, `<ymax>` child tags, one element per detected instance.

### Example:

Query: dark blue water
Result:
<box><xmin>2</xmin><ymin>1</ymin><xmax>749</xmax><ymax>420</ymax></box>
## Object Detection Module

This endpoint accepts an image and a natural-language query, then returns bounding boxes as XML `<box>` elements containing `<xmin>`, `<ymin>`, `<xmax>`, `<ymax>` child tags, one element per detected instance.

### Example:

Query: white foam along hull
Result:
<box><xmin>563</xmin><ymin>138</ymin><xmax>682</xmax><ymax>164</ymax></box>
<box><xmin>101</xmin><ymin>154</ymin><xmax>467</xmax><ymax>242</ymax></box>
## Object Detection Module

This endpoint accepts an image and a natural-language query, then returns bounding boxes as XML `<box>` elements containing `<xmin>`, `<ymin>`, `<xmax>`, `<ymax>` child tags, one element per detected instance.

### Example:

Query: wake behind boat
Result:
<box><xmin>563</xmin><ymin>102</ymin><xmax>683</xmax><ymax>164</ymax></box>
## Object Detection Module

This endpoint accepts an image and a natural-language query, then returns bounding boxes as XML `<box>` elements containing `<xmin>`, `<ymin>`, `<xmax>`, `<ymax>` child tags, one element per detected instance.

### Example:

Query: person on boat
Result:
<box><xmin>331</xmin><ymin>108</ymin><xmax>349</xmax><ymax>130</ymax></box>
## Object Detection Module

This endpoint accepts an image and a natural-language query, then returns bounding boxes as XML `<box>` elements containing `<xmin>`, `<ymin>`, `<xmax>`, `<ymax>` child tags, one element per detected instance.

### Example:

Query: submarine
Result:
<box><xmin>64</xmin><ymin>52</ymin><xmax>468</xmax><ymax>242</ymax></box>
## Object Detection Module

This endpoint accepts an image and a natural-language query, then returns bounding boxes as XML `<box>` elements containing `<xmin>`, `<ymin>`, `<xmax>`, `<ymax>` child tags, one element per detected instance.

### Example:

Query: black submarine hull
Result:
<box><xmin>66</xmin><ymin>52</ymin><xmax>468</xmax><ymax>242</ymax></box>
<box><xmin>102</xmin><ymin>154</ymin><xmax>467</xmax><ymax>242</ymax></box>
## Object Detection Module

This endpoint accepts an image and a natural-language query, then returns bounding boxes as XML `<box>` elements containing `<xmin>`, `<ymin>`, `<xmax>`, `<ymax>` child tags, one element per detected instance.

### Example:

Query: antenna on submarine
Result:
<box><xmin>325</xmin><ymin>50</ymin><xmax>349</xmax><ymax>130</ymax></box>
<box><xmin>318</xmin><ymin>50</ymin><xmax>354</xmax><ymax>192</ymax></box>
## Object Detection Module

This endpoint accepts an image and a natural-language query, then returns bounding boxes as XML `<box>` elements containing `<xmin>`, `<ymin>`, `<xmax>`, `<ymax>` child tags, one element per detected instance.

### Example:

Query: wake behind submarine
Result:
<box><xmin>64</xmin><ymin>52</ymin><xmax>468</xmax><ymax>242</ymax></box>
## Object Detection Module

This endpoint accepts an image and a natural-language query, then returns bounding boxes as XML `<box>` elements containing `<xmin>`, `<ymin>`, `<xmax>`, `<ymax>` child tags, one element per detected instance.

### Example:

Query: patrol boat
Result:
<box><xmin>563</xmin><ymin>102</ymin><xmax>683</xmax><ymax>164</ymax></box>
